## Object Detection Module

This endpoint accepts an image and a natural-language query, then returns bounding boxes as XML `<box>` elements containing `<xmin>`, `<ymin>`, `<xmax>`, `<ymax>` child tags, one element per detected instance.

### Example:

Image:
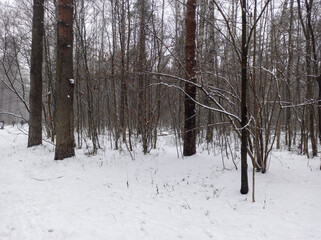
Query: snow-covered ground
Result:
<box><xmin>0</xmin><ymin>126</ymin><xmax>320</xmax><ymax>240</ymax></box>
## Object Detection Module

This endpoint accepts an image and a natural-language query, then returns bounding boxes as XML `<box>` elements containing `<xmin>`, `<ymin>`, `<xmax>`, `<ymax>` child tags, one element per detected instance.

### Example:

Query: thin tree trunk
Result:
<box><xmin>285</xmin><ymin>0</ymin><xmax>294</xmax><ymax>151</ymax></box>
<box><xmin>44</xmin><ymin>31</ymin><xmax>55</xmax><ymax>142</ymax></box>
<box><xmin>126</xmin><ymin>0</ymin><xmax>132</xmax><ymax>151</ymax></box>
<box><xmin>205</xmin><ymin>0</ymin><xmax>215</xmax><ymax>144</ymax></box>
<box><xmin>138</xmin><ymin>0</ymin><xmax>148</xmax><ymax>153</ymax></box>
<box><xmin>318</xmin><ymin>75</ymin><xmax>321</xmax><ymax>145</ymax></box>
<box><xmin>251</xmin><ymin>0</ymin><xmax>263</xmax><ymax>170</ymax></box>
<box><xmin>119</xmin><ymin>0</ymin><xmax>127</xmax><ymax>142</ymax></box>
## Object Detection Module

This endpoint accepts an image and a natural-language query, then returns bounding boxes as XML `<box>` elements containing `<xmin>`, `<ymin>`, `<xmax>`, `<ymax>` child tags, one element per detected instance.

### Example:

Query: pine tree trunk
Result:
<box><xmin>183</xmin><ymin>0</ymin><xmax>197</xmax><ymax>156</ymax></box>
<box><xmin>28</xmin><ymin>0</ymin><xmax>45</xmax><ymax>147</ymax></box>
<box><xmin>54</xmin><ymin>0</ymin><xmax>75</xmax><ymax>160</ymax></box>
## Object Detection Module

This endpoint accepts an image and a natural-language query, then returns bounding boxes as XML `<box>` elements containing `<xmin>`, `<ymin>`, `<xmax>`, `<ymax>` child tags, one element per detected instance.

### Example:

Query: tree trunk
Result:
<box><xmin>305</xmin><ymin>1</ymin><xmax>317</xmax><ymax>157</ymax></box>
<box><xmin>240</xmin><ymin>0</ymin><xmax>249</xmax><ymax>194</ymax></box>
<box><xmin>54</xmin><ymin>0</ymin><xmax>75</xmax><ymax>160</ymax></box>
<box><xmin>183</xmin><ymin>0</ymin><xmax>197</xmax><ymax>156</ymax></box>
<box><xmin>28</xmin><ymin>0</ymin><xmax>45</xmax><ymax>147</ymax></box>
<box><xmin>297</xmin><ymin>0</ymin><xmax>317</xmax><ymax>157</ymax></box>
<box><xmin>119</xmin><ymin>0</ymin><xmax>127</xmax><ymax>142</ymax></box>
<box><xmin>251</xmin><ymin>0</ymin><xmax>263</xmax><ymax>170</ymax></box>
<box><xmin>318</xmin><ymin>75</ymin><xmax>321</xmax><ymax>145</ymax></box>
<box><xmin>285</xmin><ymin>0</ymin><xmax>294</xmax><ymax>151</ymax></box>
<box><xmin>138</xmin><ymin>0</ymin><xmax>148</xmax><ymax>154</ymax></box>
<box><xmin>205</xmin><ymin>0</ymin><xmax>215</xmax><ymax>144</ymax></box>
<box><xmin>44</xmin><ymin>31</ymin><xmax>55</xmax><ymax>142</ymax></box>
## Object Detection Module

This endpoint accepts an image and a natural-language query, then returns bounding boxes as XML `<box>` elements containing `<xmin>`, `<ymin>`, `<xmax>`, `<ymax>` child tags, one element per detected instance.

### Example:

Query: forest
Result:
<box><xmin>0</xmin><ymin>0</ymin><xmax>320</xmax><ymax>239</ymax></box>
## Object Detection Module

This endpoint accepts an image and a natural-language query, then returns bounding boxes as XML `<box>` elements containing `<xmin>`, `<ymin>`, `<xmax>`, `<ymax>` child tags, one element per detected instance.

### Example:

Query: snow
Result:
<box><xmin>0</xmin><ymin>126</ymin><xmax>320</xmax><ymax>240</ymax></box>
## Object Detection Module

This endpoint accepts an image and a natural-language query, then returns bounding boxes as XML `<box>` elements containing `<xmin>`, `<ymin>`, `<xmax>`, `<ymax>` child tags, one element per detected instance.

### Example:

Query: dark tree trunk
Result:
<box><xmin>318</xmin><ymin>75</ymin><xmax>321</xmax><ymax>143</ymax></box>
<box><xmin>285</xmin><ymin>0</ymin><xmax>294</xmax><ymax>151</ymax></box>
<box><xmin>138</xmin><ymin>0</ymin><xmax>148</xmax><ymax>154</ymax></box>
<box><xmin>205</xmin><ymin>0</ymin><xmax>215</xmax><ymax>144</ymax></box>
<box><xmin>297</xmin><ymin>0</ymin><xmax>317</xmax><ymax>156</ymax></box>
<box><xmin>305</xmin><ymin>0</ymin><xmax>317</xmax><ymax>156</ymax></box>
<box><xmin>240</xmin><ymin>0</ymin><xmax>249</xmax><ymax>194</ymax></box>
<box><xmin>119</xmin><ymin>0</ymin><xmax>127</xmax><ymax>142</ymax></box>
<box><xmin>28</xmin><ymin>0</ymin><xmax>45</xmax><ymax>147</ymax></box>
<box><xmin>183</xmin><ymin>0</ymin><xmax>197</xmax><ymax>156</ymax></box>
<box><xmin>54</xmin><ymin>0</ymin><xmax>75</xmax><ymax>160</ymax></box>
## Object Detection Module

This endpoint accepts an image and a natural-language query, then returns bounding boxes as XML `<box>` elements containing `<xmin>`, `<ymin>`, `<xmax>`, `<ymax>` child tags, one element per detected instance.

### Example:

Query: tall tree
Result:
<box><xmin>240</xmin><ymin>0</ymin><xmax>249</xmax><ymax>194</ymax></box>
<box><xmin>28</xmin><ymin>0</ymin><xmax>45</xmax><ymax>147</ymax></box>
<box><xmin>285</xmin><ymin>0</ymin><xmax>294</xmax><ymax>151</ymax></box>
<box><xmin>183</xmin><ymin>0</ymin><xmax>197</xmax><ymax>156</ymax></box>
<box><xmin>297</xmin><ymin>0</ymin><xmax>317</xmax><ymax>157</ymax></box>
<box><xmin>54</xmin><ymin>0</ymin><xmax>75</xmax><ymax>160</ymax></box>
<box><xmin>318</xmin><ymin>75</ymin><xmax>321</xmax><ymax>146</ymax></box>
<box><xmin>119</xmin><ymin>0</ymin><xmax>128</xmax><ymax>142</ymax></box>
<box><xmin>138</xmin><ymin>0</ymin><xmax>148</xmax><ymax>154</ymax></box>
<box><xmin>205</xmin><ymin>0</ymin><xmax>215</xmax><ymax>144</ymax></box>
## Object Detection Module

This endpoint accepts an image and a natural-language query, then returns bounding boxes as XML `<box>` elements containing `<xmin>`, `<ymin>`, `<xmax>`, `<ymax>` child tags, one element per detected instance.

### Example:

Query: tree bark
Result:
<box><xmin>318</xmin><ymin>75</ymin><xmax>321</xmax><ymax>145</ymax></box>
<box><xmin>305</xmin><ymin>0</ymin><xmax>317</xmax><ymax>156</ymax></box>
<box><xmin>119</xmin><ymin>0</ymin><xmax>127</xmax><ymax>142</ymax></box>
<box><xmin>205</xmin><ymin>0</ymin><xmax>215</xmax><ymax>144</ymax></box>
<box><xmin>28</xmin><ymin>0</ymin><xmax>45</xmax><ymax>147</ymax></box>
<box><xmin>297</xmin><ymin>0</ymin><xmax>317</xmax><ymax>157</ymax></box>
<box><xmin>240</xmin><ymin>0</ymin><xmax>249</xmax><ymax>194</ymax></box>
<box><xmin>285</xmin><ymin>0</ymin><xmax>294</xmax><ymax>151</ymax></box>
<box><xmin>138</xmin><ymin>0</ymin><xmax>148</xmax><ymax>154</ymax></box>
<box><xmin>44</xmin><ymin>31</ymin><xmax>55</xmax><ymax>143</ymax></box>
<box><xmin>54</xmin><ymin>0</ymin><xmax>75</xmax><ymax>160</ymax></box>
<box><xmin>183</xmin><ymin>0</ymin><xmax>197</xmax><ymax>156</ymax></box>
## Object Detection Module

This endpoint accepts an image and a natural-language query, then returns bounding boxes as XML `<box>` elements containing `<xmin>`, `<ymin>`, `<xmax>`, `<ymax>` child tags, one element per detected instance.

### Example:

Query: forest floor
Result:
<box><xmin>0</xmin><ymin>126</ymin><xmax>320</xmax><ymax>240</ymax></box>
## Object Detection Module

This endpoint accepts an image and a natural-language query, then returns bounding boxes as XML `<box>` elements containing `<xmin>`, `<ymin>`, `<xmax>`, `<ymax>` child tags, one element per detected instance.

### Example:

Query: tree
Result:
<box><xmin>119</xmin><ymin>0</ymin><xmax>128</xmax><ymax>143</ymax></box>
<box><xmin>54</xmin><ymin>0</ymin><xmax>75</xmax><ymax>160</ymax></box>
<box><xmin>240</xmin><ymin>0</ymin><xmax>249</xmax><ymax>194</ymax></box>
<box><xmin>297</xmin><ymin>0</ymin><xmax>317</xmax><ymax>157</ymax></box>
<box><xmin>137</xmin><ymin>0</ymin><xmax>148</xmax><ymax>154</ymax></box>
<box><xmin>205</xmin><ymin>0</ymin><xmax>215</xmax><ymax>144</ymax></box>
<box><xmin>183</xmin><ymin>0</ymin><xmax>197</xmax><ymax>156</ymax></box>
<box><xmin>318</xmin><ymin>75</ymin><xmax>321</xmax><ymax>147</ymax></box>
<box><xmin>28</xmin><ymin>0</ymin><xmax>45</xmax><ymax>147</ymax></box>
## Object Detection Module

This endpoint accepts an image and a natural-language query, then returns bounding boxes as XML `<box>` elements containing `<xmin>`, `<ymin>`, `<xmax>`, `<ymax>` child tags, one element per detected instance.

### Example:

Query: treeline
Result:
<box><xmin>0</xmin><ymin>0</ymin><xmax>320</xmax><ymax>194</ymax></box>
